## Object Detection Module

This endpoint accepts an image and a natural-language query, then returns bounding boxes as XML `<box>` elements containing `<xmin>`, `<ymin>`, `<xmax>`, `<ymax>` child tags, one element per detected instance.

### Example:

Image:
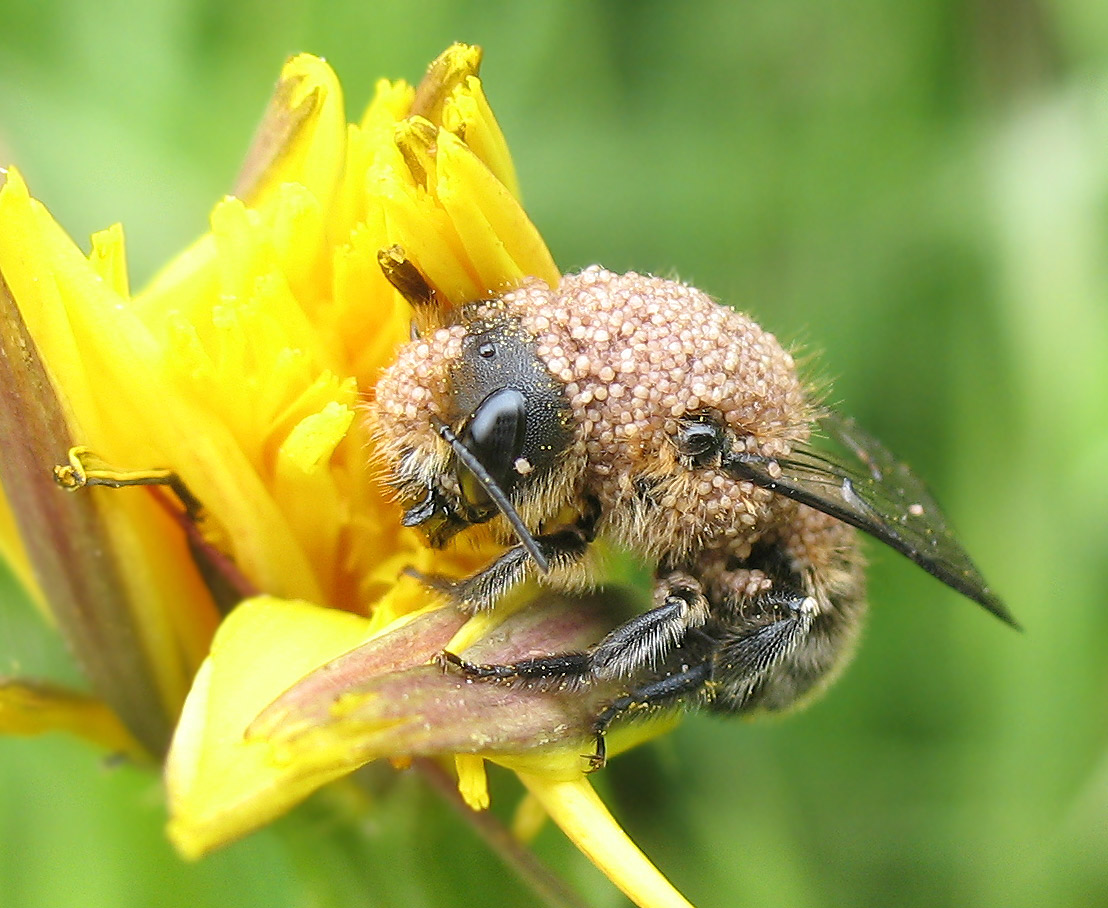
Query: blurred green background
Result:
<box><xmin>1</xmin><ymin>1</ymin><xmax>1106</xmax><ymax>907</ymax></box>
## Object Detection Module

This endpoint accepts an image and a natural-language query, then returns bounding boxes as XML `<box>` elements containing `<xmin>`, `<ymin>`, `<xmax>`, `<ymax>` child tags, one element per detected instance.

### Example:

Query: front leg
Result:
<box><xmin>432</xmin><ymin>525</ymin><xmax>593</xmax><ymax>612</ymax></box>
<box><xmin>415</xmin><ymin>499</ymin><xmax>601</xmax><ymax>612</ymax></box>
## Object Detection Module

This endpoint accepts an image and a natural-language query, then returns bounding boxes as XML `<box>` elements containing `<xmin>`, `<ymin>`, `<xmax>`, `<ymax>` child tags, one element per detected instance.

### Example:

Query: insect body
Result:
<box><xmin>373</xmin><ymin>255</ymin><xmax>1014</xmax><ymax>767</ymax></box>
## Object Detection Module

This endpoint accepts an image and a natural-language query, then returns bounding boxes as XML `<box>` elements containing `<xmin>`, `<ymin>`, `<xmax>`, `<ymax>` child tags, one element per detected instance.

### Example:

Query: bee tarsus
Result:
<box><xmin>588</xmin><ymin>660</ymin><xmax>715</xmax><ymax>771</ymax></box>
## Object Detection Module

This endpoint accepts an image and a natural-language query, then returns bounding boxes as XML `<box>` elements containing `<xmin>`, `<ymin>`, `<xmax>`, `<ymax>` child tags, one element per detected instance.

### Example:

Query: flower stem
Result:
<box><xmin>414</xmin><ymin>758</ymin><xmax>593</xmax><ymax>908</ymax></box>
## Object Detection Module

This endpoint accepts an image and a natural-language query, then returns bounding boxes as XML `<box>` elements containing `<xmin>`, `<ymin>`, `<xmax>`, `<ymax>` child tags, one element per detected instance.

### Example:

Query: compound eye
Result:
<box><xmin>458</xmin><ymin>387</ymin><xmax>527</xmax><ymax>509</ymax></box>
<box><xmin>675</xmin><ymin>418</ymin><xmax>724</xmax><ymax>466</ymax></box>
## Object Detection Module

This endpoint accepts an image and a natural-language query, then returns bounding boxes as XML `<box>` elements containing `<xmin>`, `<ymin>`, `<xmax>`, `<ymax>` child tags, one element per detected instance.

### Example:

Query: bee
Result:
<box><xmin>372</xmin><ymin>248</ymin><xmax>1015</xmax><ymax>768</ymax></box>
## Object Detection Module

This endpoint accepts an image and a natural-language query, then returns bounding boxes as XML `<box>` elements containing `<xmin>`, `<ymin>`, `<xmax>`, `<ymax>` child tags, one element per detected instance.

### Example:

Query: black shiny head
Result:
<box><xmin>450</xmin><ymin>319</ymin><xmax>571</xmax><ymax>510</ymax></box>
<box><xmin>456</xmin><ymin>387</ymin><xmax>529</xmax><ymax>510</ymax></box>
<box><xmin>402</xmin><ymin>313</ymin><xmax>573</xmax><ymax>570</ymax></box>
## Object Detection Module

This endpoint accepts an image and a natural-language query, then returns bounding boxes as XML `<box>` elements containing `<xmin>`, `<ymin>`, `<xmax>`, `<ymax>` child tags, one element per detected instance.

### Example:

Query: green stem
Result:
<box><xmin>414</xmin><ymin>759</ymin><xmax>593</xmax><ymax>908</ymax></box>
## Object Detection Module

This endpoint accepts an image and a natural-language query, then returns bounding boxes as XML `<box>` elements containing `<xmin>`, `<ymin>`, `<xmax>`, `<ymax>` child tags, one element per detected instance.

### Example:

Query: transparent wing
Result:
<box><xmin>725</xmin><ymin>412</ymin><xmax>1016</xmax><ymax>626</ymax></box>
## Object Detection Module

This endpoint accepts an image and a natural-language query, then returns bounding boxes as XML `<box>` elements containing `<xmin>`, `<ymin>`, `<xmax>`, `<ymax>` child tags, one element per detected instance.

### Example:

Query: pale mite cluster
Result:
<box><xmin>373</xmin><ymin>266</ymin><xmax>861</xmax><ymax>612</ymax></box>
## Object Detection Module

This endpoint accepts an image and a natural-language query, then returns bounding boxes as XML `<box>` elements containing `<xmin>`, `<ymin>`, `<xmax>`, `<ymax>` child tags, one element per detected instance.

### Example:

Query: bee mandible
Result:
<box><xmin>371</xmin><ymin>248</ymin><xmax>1015</xmax><ymax>768</ymax></box>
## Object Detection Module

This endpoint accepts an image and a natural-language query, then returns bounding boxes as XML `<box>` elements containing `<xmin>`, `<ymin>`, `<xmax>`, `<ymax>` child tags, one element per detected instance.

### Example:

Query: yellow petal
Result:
<box><xmin>455</xmin><ymin>754</ymin><xmax>490</xmax><ymax>811</ymax></box>
<box><xmin>435</xmin><ymin>129</ymin><xmax>559</xmax><ymax>292</ymax></box>
<box><xmin>329</xmin><ymin>221</ymin><xmax>413</xmax><ymax>383</ymax></box>
<box><xmin>394</xmin><ymin>116</ymin><xmax>440</xmax><ymax>190</ymax></box>
<box><xmin>233</xmin><ymin>53</ymin><xmax>346</xmax><ymax>210</ymax></box>
<box><xmin>166</xmin><ymin>596</ymin><xmax>372</xmax><ymax>859</ymax></box>
<box><xmin>358</xmin><ymin>78</ymin><xmax>415</xmax><ymax>134</ymax></box>
<box><xmin>271</xmin><ymin>402</ymin><xmax>359</xmax><ymax>596</ymax></box>
<box><xmin>441</xmin><ymin>76</ymin><xmax>521</xmax><ymax>200</ymax></box>
<box><xmin>510</xmin><ymin>790</ymin><xmax>549</xmax><ymax>844</ymax></box>
<box><xmin>0</xmin><ymin>679</ymin><xmax>145</xmax><ymax>761</ymax></box>
<box><xmin>89</xmin><ymin>223</ymin><xmax>130</xmax><ymax>298</ymax></box>
<box><xmin>0</xmin><ymin>168</ymin><xmax>103</xmax><ymax>436</ymax></box>
<box><xmin>518</xmin><ymin>774</ymin><xmax>697</xmax><ymax>908</ymax></box>
<box><xmin>278</xmin><ymin>401</ymin><xmax>355</xmax><ymax>475</ymax></box>
<box><xmin>410</xmin><ymin>43</ymin><xmax>483</xmax><ymax>124</ymax></box>
<box><xmin>132</xmin><ymin>233</ymin><xmax>218</xmax><ymax>321</ymax></box>
<box><xmin>0</xmin><ymin>487</ymin><xmax>47</xmax><ymax>616</ymax></box>
<box><xmin>378</xmin><ymin>174</ymin><xmax>485</xmax><ymax>303</ymax></box>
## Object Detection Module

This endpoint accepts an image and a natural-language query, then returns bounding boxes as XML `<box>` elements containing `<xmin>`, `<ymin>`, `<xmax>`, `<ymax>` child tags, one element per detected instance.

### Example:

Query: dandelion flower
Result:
<box><xmin>0</xmin><ymin>45</ymin><xmax>692</xmax><ymax>908</ymax></box>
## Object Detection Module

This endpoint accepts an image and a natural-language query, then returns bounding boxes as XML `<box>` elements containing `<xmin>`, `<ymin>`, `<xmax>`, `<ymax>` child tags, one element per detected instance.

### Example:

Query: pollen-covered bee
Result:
<box><xmin>372</xmin><ymin>248</ymin><xmax>1015</xmax><ymax>767</ymax></box>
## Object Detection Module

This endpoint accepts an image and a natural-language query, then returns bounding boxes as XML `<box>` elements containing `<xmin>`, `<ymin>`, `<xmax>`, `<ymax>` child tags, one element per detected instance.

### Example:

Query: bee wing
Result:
<box><xmin>726</xmin><ymin>412</ymin><xmax>1016</xmax><ymax>626</ymax></box>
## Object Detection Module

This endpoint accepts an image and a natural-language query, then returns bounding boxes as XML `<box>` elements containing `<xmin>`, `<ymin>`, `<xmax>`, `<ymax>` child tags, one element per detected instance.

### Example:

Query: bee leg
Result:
<box><xmin>727</xmin><ymin>590</ymin><xmax>818</xmax><ymax>673</ymax></box>
<box><xmin>438</xmin><ymin>649</ymin><xmax>591</xmax><ymax>680</ymax></box>
<box><xmin>707</xmin><ymin>589</ymin><xmax>824</xmax><ymax>713</ymax></box>
<box><xmin>438</xmin><ymin>649</ymin><xmax>713</xmax><ymax>771</ymax></box>
<box><xmin>401</xmin><ymin>566</ymin><xmax>458</xmax><ymax>595</ymax></box>
<box><xmin>440</xmin><ymin>584</ymin><xmax>710</xmax><ymax>694</ymax></box>
<box><xmin>442</xmin><ymin>524</ymin><xmax>594</xmax><ymax>612</ymax></box>
<box><xmin>588</xmin><ymin>659</ymin><xmax>714</xmax><ymax>771</ymax></box>
<box><xmin>589</xmin><ymin>586</ymin><xmax>822</xmax><ymax>769</ymax></box>
<box><xmin>587</xmin><ymin>576</ymin><xmax>709</xmax><ymax>680</ymax></box>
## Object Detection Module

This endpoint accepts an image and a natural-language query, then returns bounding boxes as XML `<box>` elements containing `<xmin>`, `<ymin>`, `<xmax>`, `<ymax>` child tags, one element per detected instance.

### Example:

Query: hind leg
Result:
<box><xmin>587</xmin><ymin>659</ymin><xmax>714</xmax><ymax>769</ymax></box>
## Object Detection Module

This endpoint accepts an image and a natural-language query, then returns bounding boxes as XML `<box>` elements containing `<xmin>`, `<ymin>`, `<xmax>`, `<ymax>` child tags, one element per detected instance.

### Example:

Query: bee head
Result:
<box><xmin>374</xmin><ymin>249</ymin><xmax>575</xmax><ymax>569</ymax></box>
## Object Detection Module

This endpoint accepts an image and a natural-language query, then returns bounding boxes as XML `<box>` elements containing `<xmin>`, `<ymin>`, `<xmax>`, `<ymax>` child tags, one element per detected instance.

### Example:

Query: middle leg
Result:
<box><xmin>439</xmin><ymin>570</ymin><xmax>710</xmax><ymax>683</ymax></box>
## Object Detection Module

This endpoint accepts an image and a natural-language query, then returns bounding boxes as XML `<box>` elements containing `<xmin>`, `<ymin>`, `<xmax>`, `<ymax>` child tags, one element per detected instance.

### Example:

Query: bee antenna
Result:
<box><xmin>432</xmin><ymin>418</ymin><xmax>551</xmax><ymax>574</ymax></box>
<box><xmin>377</xmin><ymin>245</ymin><xmax>444</xmax><ymax>332</ymax></box>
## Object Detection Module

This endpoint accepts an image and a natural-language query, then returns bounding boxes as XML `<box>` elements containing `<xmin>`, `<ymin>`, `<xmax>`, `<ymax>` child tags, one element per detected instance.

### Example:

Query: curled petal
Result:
<box><xmin>0</xmin><ymin>679</ymin><xmax>144</xmax><ymax>760</ymax></box>
<box><xmin>233</xmin><ymin>53</ymin><xmax>346</xmax><ymax>208</ymax></box>
<box><xmin>165</xmin><ymin>596</ymin><xmax>373</xmax><ymax>859</ymax></box>
<box><xmin>0</xmin><ymin>260</ymin><xmax>175</xmax><ymax>754</ymax></box>
<box><xmin>166</xmin><ymin>590</ymin><xmax>655</xmax><ymax>857</ymax></box>
<box><xmin>411</xmin><ymin>43</ymin><xmax>483</xmax><ymax>123</ymax></box>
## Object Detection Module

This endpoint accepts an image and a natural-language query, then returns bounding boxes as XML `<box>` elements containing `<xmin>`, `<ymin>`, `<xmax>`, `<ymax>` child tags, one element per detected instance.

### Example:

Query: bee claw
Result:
<box><xmin>584</xmin><ymin>735</ymin><xmax>607</xmax><ymax>772</ymax></box>
<box><xmin>435</xmin><ymin>649</ymin><xmax>465</xmax><ymax>672</ymax></box>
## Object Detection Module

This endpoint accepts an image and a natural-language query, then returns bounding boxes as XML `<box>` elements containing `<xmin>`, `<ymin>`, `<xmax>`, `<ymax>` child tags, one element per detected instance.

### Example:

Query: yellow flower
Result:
<box><xmin>0</xmin><ymin>46</ymin><xmax>693</xmax><ymax>908</ymax></box>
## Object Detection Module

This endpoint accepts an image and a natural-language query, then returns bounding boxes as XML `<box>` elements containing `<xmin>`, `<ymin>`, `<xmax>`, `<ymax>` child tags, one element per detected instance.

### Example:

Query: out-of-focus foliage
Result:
<box><xmin>1</xmin><ymin>2</ymin><xmax>1106</xmax><ymax>907</ymax></box>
